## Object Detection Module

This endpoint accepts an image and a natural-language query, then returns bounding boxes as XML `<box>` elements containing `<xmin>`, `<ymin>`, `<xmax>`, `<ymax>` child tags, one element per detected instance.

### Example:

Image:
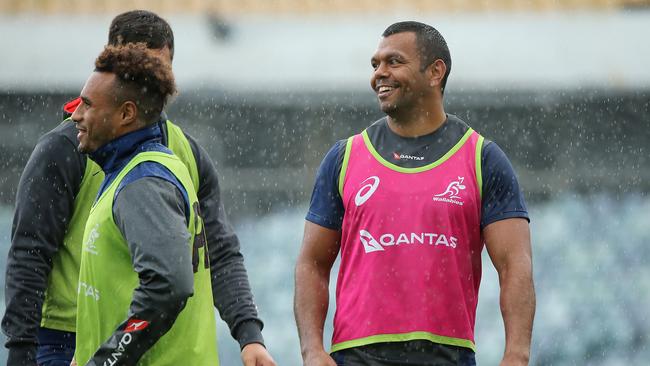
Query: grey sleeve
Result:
<box><xmin>86</xmin><ymin>178</ymin><xmax>193</xmax><ymax>365</ymax></box>
<box><xmin>185</xmin><ymin>133</ymin><xmax>264</xmax><ymax>348</ymax></box>
<box><xmin>2</xmin><ymin>126</ymin><xmax>84</xmax><ymax>366</ymax></box>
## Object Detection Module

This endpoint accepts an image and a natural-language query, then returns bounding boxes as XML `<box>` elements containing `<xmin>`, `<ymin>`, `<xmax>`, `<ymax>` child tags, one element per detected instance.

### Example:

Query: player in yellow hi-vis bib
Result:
<box><xmin>71</xmin><ymin>43</ymin><xmax>217</xmax><ymax>365</ymax></box>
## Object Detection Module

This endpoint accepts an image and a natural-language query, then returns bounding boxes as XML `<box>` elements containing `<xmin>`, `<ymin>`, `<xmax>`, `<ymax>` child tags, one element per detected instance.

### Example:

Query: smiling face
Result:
<box><xmin>370</xmin><ymin>32</ymin><xmax>434</xmax><ymax>118</ymax></box>
<box><xmin>71</xmin><ymin>72</ymin><xmax>122</xmax><ymax>153</ymax></box>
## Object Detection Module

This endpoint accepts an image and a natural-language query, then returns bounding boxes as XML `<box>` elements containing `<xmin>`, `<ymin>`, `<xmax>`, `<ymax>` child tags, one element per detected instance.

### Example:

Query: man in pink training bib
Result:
<box><xmin>295</xmin><ymin>21</ymin><xmax>535</xmax><ymax>366</ymax></box>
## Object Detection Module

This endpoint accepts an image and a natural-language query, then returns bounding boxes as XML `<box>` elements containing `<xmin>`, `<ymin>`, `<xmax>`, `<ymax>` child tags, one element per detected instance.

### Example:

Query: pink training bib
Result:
<box><xmin>332</xmin><ymin>128</ymin><xmax>484</xmax><ymax>352</ymax></box>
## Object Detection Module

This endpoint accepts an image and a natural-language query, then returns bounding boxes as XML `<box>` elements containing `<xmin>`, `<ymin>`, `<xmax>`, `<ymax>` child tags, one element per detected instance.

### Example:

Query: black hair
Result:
<box><xmin>383</xmin><ymin>21</ymin><xmax>452</xmax><ymax>93</ymax></box>
<box><xmin>108</xmin><ymin>10</ymin><xmax>174</xmax><ymax>59</ymax></box>
<box><xmin>95</xmin><ymin>43</ymin><xmax>176</xmax><ymax>125</ymax></box>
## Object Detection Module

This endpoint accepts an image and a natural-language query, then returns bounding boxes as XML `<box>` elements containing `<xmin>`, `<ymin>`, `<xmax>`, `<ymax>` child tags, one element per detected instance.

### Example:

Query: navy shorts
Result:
<box><xmin>330</xmin><ymin>341</ymin><xmax>476</xmax><ymax>366</ymax></box>
<box><xmin>36</xmin><ymin>327</ymin><xmax>75</xmax><ymax>366</ymax></box>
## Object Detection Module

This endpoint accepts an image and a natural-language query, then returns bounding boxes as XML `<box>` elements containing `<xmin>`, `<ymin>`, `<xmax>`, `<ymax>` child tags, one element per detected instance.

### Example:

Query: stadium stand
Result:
<box><xmin>1</xmin><ymin>0</ymin><xmax>650</xmax><ymax>14</ymax></box>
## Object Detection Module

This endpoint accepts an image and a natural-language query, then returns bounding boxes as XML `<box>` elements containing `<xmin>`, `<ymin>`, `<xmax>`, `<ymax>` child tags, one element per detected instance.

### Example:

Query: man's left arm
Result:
<box><xmin>85</xmin><ymin>177</ymin><xmax>194</xmax><ymax>365</ymax></box>
<box><xmin>481</xmin><ymin>141</ymin><xmax>535</xmax><ymax>365</ymax></box>
<box><xmin>185</xmin><ymin>134</ymin><xmax>274</xmax><ymax>365</ymax></box>
<box><xmin>484</xmin><ymin>218</ymin><xmax>535</xmax><ymax>366</ymax></box>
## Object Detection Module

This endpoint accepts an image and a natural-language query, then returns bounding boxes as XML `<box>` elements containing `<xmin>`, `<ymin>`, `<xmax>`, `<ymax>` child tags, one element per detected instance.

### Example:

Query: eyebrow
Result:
<box><xmin>385</xmin><ymin>51</ymin><xmax>405</xmax><ymax>59</ymax></box>
<box><xmin>371</xmin><ymin>51</ymin><xmax>405</xmax><ymax>62</ymax></box>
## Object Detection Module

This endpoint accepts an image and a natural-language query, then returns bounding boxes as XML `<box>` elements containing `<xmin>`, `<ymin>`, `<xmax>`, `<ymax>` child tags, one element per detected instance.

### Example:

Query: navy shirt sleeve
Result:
<box><xmin>480</xmin><ymin>141</ymin><xmax>530</xmax><ymax>229</ymax></box>
<box><xmin>305</xmin><ymin>139</ymin><xmax>346</xmax><ymax>230</ymax></box>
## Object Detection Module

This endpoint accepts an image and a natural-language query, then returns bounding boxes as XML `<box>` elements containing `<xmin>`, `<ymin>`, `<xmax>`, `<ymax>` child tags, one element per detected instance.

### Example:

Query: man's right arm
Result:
<box><xmin>2</xmin><ymin>123</ymin><xmax>84</xmax><ymax>365</ymax></box>
<box><xmin>294</xmin><ymin>141</ymin><xmax>346</xmax><ymax>366</ymax></box>
<box><xmin>294</xmin><ymin>222</ymin><xmax>340</xmax><ymax>366</ymax></box>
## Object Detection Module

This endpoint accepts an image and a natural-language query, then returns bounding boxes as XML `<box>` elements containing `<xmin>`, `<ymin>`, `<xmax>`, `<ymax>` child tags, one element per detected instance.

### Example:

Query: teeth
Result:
<box><xmin>379</xmin><ymin>86</ymin><xmax>392</xmax><ymax>93</ymax></box>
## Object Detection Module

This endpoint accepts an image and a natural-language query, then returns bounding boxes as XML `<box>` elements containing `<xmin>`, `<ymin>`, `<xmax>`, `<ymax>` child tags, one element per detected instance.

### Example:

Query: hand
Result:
<box><xmin>241</xmin><ymin>342</ymin><xmax>277</xmax><ymax>366</ymax></box>
<box><xmin>70</xmin><ymin>357</ymin><xmax>78</xmax><ymax>366</ymax></box>
<box><xmin>303</xmin><ymin>349</ymin><xmax>337</xmax><ymax>366</ymax></box>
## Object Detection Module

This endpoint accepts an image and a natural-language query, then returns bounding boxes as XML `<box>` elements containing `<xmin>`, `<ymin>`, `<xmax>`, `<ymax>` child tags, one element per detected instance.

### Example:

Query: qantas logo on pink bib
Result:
<box><xmin>433</xmin><ymin>176</ymin><xmax>466</xmax><ymax>206</ymax></box>
<box><xmin>355</xmin><ymin>176</ymin><xmax>380</xmax><ymax>206</ymax></box>
<box><xmin>392</xmin><ymin>152</ymin><xmax>424</xmax><ymax>161</ymax></box>
<box><xmin>359</xmin><ymin>229</ymin><xmax>458</xmax><ymax>253</ymax></box>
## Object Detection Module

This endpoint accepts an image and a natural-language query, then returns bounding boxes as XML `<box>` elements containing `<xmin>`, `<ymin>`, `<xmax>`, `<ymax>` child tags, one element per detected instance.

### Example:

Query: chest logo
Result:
<box><xmin>83</xmin><ymin>223</ymin><xmax>100</xmax><ymax>255</ymax></box>
<box><xmin>433</xmin><ymin>176</ymin><xmax>466</xmax><ymax>206</ymax></box>
<box><xmin>359</xmin><ymin>229</ymin><xmax>458</xmax><ymax>254</ymax></box>
<box><xmin>355</xmin><ymin>176</ymin><xmax>380</xmax><ymax>206</ymax></box>
<box><xmin>392</xmin><ymin>152</ymin><xmax>424</xmax><ymax>161</ymax></box>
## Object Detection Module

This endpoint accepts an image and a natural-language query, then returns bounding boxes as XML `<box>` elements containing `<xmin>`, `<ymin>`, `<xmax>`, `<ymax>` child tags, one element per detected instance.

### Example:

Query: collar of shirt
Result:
<box><xmin>89</xmin><ymin>121</ymin><xmax>164</xmax><ymax>174</ymax></box>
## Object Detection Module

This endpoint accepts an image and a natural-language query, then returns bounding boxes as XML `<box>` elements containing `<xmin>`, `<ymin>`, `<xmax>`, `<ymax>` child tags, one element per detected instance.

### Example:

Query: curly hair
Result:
<box><xmin>95</xmin><ymin>42</ymin><xmax>176</xmax><ymax>125</ymax></box>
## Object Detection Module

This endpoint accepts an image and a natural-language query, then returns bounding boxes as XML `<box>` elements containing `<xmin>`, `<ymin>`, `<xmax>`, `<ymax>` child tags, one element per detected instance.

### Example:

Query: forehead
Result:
<box><xmin>80</xmin><ymin>72</ymin><xmax>116</xmax><ymax>100</ymax></box>
<box><xmin>373</xmin><ymin>32</ymin><xmax>418</xmax><ymax>58</ymax></box>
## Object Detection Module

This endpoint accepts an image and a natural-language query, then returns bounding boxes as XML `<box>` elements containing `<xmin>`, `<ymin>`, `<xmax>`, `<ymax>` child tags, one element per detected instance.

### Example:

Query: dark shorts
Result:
<box><xmin>331</xmin><ymin>341</ymin><xmax>476</xmax><ymax>366</ymax></box>
<box><xmin>36</xmin><ymin>327</ymin><xmax>75</xmax><ymax>366</ymax></box>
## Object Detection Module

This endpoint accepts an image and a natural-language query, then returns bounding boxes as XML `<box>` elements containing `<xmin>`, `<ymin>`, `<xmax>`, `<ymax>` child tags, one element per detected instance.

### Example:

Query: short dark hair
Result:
<box><xmin>95</xmin><ymin>43</ymin><xmax>176</xmax><ymax>125</ymax></box>
<box><xmin>382</xmin><ymin>21</ymin><xmax>452</xmax><ymax>93</ymax></box>
<box><xmin>108</xmin><ymin>10</ymin><xmax>174</xmax><ymax>59</ymax></box>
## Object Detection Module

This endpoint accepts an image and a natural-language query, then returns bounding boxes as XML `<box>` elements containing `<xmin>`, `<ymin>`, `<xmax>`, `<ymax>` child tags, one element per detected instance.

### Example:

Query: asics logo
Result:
<box><xmin>354</xmin><ymin>176</ymin><xmax>380</xmax><ymax>206</ymax></box>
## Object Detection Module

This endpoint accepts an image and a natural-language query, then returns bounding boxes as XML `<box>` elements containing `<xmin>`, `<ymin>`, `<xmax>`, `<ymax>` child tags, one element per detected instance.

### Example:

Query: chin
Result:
<box><xmin>379</xmin><ymin>101</ymin><xmax>398</xmax><ymax>114</ymax></box>
<box><xmin>380</xmin><ymin>104</ymin><xmax>400</xmax><ymax>116</ymax></box>
<box><xmin>78</xmin><ymin>143</ymin><xmax>91</xmax><ymax>154</ymax></box>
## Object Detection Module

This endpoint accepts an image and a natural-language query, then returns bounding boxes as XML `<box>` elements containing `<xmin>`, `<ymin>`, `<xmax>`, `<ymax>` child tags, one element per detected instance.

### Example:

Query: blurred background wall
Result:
<box><xmin>0</xmin><ymin>0</ymin><xmax>649</xmax><ymax>364</ymax></box>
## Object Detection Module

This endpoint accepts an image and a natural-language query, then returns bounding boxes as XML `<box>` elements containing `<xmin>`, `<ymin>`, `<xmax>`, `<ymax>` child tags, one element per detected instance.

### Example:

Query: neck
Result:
<box><xmin>386</xmin><ymin>104</ymin><xmax>447</xmax><ymax>137</ymax></box>
<box><xmin>89</xmin><ymin>123</ymin><xmax>162</xmax><ymax>173</ymax></box>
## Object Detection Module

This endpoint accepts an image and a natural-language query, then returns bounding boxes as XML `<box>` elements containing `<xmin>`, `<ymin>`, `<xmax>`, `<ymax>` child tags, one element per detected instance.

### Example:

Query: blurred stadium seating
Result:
<box><xmin>1</xmin><ymin>0</ymin><xmax>650</xmax><ymax>14</ymax></box>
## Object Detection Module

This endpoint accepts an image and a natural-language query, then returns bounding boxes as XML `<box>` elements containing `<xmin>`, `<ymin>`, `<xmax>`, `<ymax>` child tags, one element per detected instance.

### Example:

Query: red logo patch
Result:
<box><xmin>125</xmin><ymin>318</ymin><xmax>149</xmax><ymax>333</ymax></box>
<box><xmin>392</xmin><ymin>152</ymin><xmax>401</xmax><ymax>160</ymax></box>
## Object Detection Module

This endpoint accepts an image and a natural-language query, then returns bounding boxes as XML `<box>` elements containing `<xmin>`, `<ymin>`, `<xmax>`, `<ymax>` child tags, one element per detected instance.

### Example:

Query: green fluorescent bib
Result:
<box><xmin>41</xmin><ymin>127</ymin><xmax>104</xmax><ymax>331</ymax></box>
<box><xmin>75</xmin><ymin>151</ymin><xmax>217</xmax><ymax>365</ymax></box>
<box><xmin>41</xmin><ymin>120</ymin><xmax>201</xmax><ymax>332</ymax></box>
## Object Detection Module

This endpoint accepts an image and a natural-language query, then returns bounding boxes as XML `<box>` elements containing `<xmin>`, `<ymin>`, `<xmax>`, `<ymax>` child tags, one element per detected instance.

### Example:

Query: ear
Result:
<box><xmin>428</xmin><ymin>59</ymin><xmax>447</xmax><ymax>89</ymax></box>
<box><xmin>119</xmin><ymin>101</ymin><xmax>138</xmax><ymax>127</ymax></box>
